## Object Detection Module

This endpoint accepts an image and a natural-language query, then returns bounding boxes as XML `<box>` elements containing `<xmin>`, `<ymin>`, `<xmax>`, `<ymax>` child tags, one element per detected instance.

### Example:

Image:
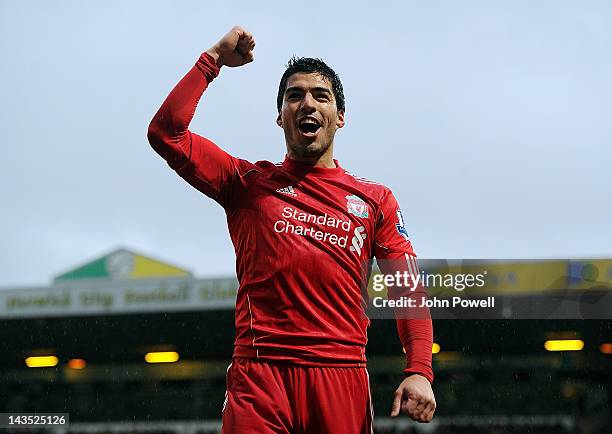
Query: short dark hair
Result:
<box><xmin>276</xmin><ymin>56</ymin><xmax>345</xmax><ymax>113</ymax></box>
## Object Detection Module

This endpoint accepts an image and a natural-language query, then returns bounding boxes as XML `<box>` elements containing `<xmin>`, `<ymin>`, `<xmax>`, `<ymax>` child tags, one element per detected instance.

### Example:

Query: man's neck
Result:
<box><xmin>286</xmin><ymin>146</ymin><xmax>336</xmax><ymax>168</ymax></box>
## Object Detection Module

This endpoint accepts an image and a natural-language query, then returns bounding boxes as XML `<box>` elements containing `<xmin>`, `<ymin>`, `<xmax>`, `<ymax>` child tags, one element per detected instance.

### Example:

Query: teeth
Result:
<box><xmin>299</xmin><ymin>118</ymin><xmax>320</xmax><ymax>126</ymax></box>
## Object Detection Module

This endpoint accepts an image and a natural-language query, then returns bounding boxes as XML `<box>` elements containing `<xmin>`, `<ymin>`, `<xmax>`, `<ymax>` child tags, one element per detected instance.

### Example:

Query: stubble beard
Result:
<box><xmin>292</xmin><ymin>140</ymin><xmax>329</xmax><ymax>158</ymax></box>
<box><xmin>288</xmin><ymin>127</ymin><xmax>336</xmax><ymax>160</ymax></box>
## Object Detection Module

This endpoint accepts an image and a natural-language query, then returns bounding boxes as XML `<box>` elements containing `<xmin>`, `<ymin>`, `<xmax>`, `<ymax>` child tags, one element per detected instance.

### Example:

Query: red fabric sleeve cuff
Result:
<box><xmin>196</xmin><ymin>52</ymin><xmax>221</xmax><ymax>82</ymax></box>
<box><xmin>403</xmin><ymin>365</ymin><xmax>434</xmax><ymax>384</ymax></box>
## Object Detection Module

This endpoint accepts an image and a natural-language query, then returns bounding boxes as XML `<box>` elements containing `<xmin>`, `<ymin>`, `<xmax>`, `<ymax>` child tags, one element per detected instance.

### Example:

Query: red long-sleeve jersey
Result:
<box><xmin>148</xmin><ymin>53</ymin><xmax>434</xmax><ymax>383</ymax></box>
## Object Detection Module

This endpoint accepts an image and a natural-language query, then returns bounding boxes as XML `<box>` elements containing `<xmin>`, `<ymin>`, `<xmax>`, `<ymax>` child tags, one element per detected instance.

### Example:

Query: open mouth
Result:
<box><xmin>298</xmin><ymin>118</ymin><xmax>321</xmax><ymax>135</ymax></box>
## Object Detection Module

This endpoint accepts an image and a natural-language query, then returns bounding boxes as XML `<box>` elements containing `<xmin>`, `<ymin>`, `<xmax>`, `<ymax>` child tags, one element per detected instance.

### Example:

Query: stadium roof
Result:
<box><xmin>53</xmin><ymin>248</ymin><xmax>192</xmax><ymax>282</ymax></box>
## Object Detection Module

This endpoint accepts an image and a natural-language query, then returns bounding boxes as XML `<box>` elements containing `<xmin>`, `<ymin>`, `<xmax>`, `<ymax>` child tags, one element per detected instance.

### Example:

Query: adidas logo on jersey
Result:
<box><xmin>276</xmin><ymin>185</ymin><xmax>297</xmax><ymax>197</ymax></box>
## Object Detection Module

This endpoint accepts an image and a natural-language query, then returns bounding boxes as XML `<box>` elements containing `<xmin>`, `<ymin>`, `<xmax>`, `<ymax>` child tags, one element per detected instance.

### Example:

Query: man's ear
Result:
<box><xmin>276</xmin><ymin>114</ymin><xmax>283</xmax><ymax>127</ymax></box>
<box><xmin>336</xmin><ymin>110</ymin><xmax>345</xmax><ymax>129</ymax></box>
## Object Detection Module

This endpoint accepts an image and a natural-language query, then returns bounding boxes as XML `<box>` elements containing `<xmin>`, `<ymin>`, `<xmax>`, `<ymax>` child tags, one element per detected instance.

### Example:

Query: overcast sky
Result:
<box><xmin>1</xmin><ymin>0</ymin><xmax>611</xmax><ymax>288</ymax></box>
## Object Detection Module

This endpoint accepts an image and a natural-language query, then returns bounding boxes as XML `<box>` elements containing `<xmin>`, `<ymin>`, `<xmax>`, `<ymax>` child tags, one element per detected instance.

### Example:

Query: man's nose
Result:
<box><xmin>299</xmin><ymin>93</ymin><xmax>316</xmax><ymax>112</ymax></box>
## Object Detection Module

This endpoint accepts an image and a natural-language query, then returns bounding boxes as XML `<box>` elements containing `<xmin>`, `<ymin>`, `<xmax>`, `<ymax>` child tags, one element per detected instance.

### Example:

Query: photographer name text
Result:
<box><xmin>372</xmin><ymin>296</ymin><xmax>495</xmax><ymax>309</ymax></box>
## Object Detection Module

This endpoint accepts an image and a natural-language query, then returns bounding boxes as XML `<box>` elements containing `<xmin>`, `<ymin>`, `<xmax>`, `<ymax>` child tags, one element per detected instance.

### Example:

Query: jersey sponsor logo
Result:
<box><xmin>274</xmin><ymin>206</ymin><xmax>351</xmax><ymax>247</ymax></box>
<box><xmin>395</xmin><ymin>209</ymin><xmax>410</xmax><ymax>242</ymax></box>
<box><xmin>346</xmin><ymin>194</ymin><xmax>369</xmax><ymax>218</ymax></box>
<box><xmin>276</xmin><ymin>185</ymin><xmax>297</xmax><ymax>197</ymax></box>
<box><xmin>272</xmin><ymin>206</ymin><xmax>369</xmax><ymax>255</ymax></box>
<box><xmin>350</xmin><ymin>226</ymin><xmax>367</xmax><ymax>255</ymax></box>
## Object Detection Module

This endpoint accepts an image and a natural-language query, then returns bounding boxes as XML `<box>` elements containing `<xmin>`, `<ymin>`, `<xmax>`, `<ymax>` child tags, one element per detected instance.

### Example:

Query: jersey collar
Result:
<box><xmin>282</xmin><ymin>156</ymin><xmax>345</xmax><ymax>178</ymax></box>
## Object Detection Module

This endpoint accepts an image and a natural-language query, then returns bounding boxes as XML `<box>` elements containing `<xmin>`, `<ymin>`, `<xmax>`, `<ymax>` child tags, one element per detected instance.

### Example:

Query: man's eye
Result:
<box><xmin>287</xmin><ymin>93</ymin><xmax>301</xmax><ymax>100</ymax></box>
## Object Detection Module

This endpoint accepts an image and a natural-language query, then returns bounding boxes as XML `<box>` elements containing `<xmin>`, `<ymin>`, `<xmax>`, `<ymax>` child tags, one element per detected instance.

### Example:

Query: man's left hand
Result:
<box><xmin>390</xmin><ymin>374</ymin><xmax>436</xmax><ymax>422</ymax></box>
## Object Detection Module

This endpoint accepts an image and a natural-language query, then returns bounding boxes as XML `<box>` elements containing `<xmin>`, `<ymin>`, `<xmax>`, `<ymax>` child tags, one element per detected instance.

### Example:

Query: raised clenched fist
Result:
<box><xmin>206</xmin><ymin>26</ymin><xmax>256</xmax><ymax>68</ymax></box>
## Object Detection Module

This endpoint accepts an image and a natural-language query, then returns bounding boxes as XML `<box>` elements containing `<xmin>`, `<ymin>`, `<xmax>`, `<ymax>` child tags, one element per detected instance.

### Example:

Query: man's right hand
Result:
<box><xmin>206</xmin><ymin>26</ymin><xmax>255</xmax><ymax>68</ymax></box>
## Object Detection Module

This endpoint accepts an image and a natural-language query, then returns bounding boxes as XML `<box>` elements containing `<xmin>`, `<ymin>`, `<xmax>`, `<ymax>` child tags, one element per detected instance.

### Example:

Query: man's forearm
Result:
<box><xmin>147</xmin><ymin>53</ymin><xmax>220</xmax><ymax>168</ymax></box>
<box><xmin>379</xmin><ymin>256</ymin><xmax>434</xmax><ymax>383</ymax></box>
<box><xmin>397</xmin><ymin>318</ymin><xmax>434</xmax><ymax>383</ymax></box>
<box><xmin>396</xmin><ymin>278</ymin><xmax>434</xmax><ymax>382</ymax></box>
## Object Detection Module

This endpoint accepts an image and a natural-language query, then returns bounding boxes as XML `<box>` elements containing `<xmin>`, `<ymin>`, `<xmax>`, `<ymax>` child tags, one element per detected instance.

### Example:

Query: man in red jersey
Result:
<box><xmin>148</xmin><ymin>26</ymin><xmax>435</xmax><ymax>433</ymax></box>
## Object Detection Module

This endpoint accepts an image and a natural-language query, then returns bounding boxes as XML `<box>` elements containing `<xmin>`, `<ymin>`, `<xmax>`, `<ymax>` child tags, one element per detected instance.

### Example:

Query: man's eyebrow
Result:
<box><xmin>285</xmin><ymin>86</ymin><xmax>333</xmax><ymax>95</ymax></box>
<box><xmin>312</xmin><ymin>87</ymin><xmax>333</xmax><ymax>95</ymax></box>
<box><xmin>284</xmin><ymin>86</ymin><xmax>303</xmax><ymax>94</ymax></box>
